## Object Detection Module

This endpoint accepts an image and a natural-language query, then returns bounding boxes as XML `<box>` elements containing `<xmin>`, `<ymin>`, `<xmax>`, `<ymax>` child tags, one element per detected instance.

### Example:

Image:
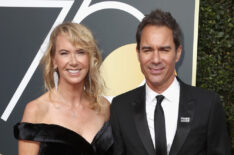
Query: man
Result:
<box><xmin>110</xmin><ymin>9</ymin><xmax>231</xmax><ymax>155</ymax></box>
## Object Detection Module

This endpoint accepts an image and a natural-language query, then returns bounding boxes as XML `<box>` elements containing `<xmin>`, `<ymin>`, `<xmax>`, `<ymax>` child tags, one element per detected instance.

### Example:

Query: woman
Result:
<box><xmin>14</xmin><ymin>22</ymin><xmax>113</xmax><ymax>155</ymax></box>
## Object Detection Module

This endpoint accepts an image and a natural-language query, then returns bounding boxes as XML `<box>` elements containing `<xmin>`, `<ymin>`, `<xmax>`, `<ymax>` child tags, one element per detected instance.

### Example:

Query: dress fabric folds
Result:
<box><xmin>14</xmin><ymin>122</ymin><xmax>113</xmax><ymax>155</ymax></box>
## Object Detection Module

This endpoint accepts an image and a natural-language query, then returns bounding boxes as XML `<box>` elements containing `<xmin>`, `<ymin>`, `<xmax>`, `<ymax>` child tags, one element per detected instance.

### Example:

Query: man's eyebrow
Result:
<box><xmin>141</xmin><ymin>46</ymin><xmax>153</xmax><ymax>50</ymax></box>
<box><xmin>159</xmin><ymin>46</ymin><xmax>171</xmax><ymax>50</ymax></box>
<box><xmin>141</xmin><ymin>46</ymin><xmax>172</xmax><ymax>50</ymax></box>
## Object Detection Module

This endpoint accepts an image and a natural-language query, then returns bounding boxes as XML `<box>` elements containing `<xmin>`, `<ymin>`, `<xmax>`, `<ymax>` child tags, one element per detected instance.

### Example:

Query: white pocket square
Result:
<box><xmin>180</xmin><ymin>117</ymin><xmax>190</xmax><ymax>123</ymax></box>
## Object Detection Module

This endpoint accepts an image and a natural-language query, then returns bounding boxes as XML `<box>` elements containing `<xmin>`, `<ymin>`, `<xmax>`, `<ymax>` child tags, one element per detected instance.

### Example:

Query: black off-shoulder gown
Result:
<box><xmin>14</xmin><ymin>121</ymin><xmax>113</xmax><ymax>155</ymax></box>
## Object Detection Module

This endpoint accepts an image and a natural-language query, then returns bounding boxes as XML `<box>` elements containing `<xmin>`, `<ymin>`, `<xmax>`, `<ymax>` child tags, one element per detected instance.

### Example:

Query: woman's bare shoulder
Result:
<box><xmin>21</xmin><ymin>92</ymin><xmax>50</xmax><ymax>123</ymax></box>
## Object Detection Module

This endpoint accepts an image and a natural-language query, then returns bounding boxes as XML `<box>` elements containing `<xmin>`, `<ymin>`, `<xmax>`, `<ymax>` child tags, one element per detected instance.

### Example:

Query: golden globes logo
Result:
<box><xmin>101</xmin><ymin>43</ymin><xmax>144</xmax><ymax>97</ymax></box>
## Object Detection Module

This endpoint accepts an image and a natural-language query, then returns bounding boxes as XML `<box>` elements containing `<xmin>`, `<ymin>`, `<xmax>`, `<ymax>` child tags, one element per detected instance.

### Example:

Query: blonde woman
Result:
<box><xmin>14</xmin><ymin>22</ymin><xmax>113</xmax><ymax>155</ymax></box>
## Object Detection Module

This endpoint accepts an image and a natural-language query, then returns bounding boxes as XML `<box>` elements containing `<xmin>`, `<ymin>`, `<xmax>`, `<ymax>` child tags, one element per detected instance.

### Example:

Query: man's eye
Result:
<box><xmin>142</xmin><ymin>49</ymin><xmax>151</xmax><ymax>53</ymax></box>
<box><xmin>161</xmin><ymin>49</ymin><xmax>169</xmax><ymax>52</ymax></box>
<box><xmin>159</xmin><ymin>47</ymin><xmax>171</xmax><ymax>52</ymax></box>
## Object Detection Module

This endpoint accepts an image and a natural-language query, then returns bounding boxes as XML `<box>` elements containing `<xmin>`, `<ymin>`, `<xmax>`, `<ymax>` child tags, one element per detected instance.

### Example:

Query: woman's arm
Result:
<box><xmin>18</xmin><ymin>101</ymin><xmax>40</xmax><ymax>155</ymax></box>
<box><xmin>18</xmin><ymin>140</ymin><xmax>40</xmax><ymax>155</ymax></box>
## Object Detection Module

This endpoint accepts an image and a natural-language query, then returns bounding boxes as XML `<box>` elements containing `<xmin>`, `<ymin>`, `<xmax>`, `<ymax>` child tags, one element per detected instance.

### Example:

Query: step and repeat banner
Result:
<box><xmin>0</xmin><ymin>0</ymin><xmax>199</xmax><ymax>154</ymax></box>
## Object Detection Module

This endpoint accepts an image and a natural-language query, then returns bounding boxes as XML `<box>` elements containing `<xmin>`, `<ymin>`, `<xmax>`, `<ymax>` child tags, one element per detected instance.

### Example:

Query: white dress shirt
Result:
<box><xmin>145</xmin><ymin>77</ymin><xmax>180</xmax><ymax>154</ymax></box>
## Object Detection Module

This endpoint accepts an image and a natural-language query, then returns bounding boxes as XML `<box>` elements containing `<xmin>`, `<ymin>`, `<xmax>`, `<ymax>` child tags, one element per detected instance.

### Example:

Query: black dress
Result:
<box><xmin>14</xmin><ymin>121</ymin><xmax>113</xmax><ymax>155</ymax></box>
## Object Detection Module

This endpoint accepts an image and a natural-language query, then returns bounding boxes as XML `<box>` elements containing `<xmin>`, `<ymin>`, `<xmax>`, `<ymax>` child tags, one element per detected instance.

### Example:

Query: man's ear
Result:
<box><xmin>136</xmin><ymin>47</ymin><xmax>140</xmax><ymax>61</ymax></box>
<box><xmin>176</xmin><ymin>45</ymin><xmax>182</xmax><ymax>62</ymax></box>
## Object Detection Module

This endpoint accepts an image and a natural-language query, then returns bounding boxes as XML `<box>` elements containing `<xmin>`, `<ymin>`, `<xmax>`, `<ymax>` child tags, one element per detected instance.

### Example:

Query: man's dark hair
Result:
<box><xmin>136</xmin><ymin>9</ymin><xmax>182</xmax><ymax>51</ymax></box>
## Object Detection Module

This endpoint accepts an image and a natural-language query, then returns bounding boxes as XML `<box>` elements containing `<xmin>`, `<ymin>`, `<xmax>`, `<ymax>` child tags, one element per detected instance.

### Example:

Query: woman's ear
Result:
<box><xmin>52</xmin><ymin>57</ymin><xmax>57</xmax><ymax>70</ymax></box>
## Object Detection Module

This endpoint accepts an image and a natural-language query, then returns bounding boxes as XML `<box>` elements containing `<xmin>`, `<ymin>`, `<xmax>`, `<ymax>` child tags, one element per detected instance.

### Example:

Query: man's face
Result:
<box><xmin>137</xmin><ymin>25</ymin><xmax>182</xmax><ymax>92</ymax></box>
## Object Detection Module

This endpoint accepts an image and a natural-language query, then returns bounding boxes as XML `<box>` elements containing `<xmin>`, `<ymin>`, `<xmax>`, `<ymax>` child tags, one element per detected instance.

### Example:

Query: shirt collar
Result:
<box><xmin>162</xmin><ymin>78</ymin><xmax>180</xmax><ymax>102</ymax></box>
<box><xmin>145</xmin><ymin>83</ymin><xmax>158</xmax><ymax>103</ymax></box>
<box><xmin>145</xmin><ymin>77</ymin><xmax>180</xmax><ymax>103</ymax></box>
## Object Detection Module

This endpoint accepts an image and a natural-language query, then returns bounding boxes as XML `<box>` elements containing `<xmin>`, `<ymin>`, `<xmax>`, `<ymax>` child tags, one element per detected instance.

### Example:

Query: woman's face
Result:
<box><xmin>53</xmin><ymin>33</ymin><xmax>90</xmax><ymax>86</ymax></box>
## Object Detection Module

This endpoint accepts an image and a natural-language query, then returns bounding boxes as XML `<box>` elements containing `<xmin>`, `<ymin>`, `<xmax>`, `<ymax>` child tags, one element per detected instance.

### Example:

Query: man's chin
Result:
<box><xmin>146</xmin><ymin>79</ymin><xmax>164</xmax><ymax>88</ymax></box>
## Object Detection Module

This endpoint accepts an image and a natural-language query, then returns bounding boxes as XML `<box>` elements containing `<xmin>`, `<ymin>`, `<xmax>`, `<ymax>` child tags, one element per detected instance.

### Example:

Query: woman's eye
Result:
<box><xmin>60</xmin><ymin>52</ymin><xmax>67</xmax><ymax>55</ymax></box>
<box><xmin>77</xmin><ymin>49</ymin><xmax>85</xmax><ymax>55</ymax></box>
<box><xmin>59</xmin><ymin>50</ymin><xmax>68</xmax><ymax>55</ymax></box>
<box><xmin>61</xmin><ymin>52</ymin><xmax>67</xmax><ymax>55</ymax></box>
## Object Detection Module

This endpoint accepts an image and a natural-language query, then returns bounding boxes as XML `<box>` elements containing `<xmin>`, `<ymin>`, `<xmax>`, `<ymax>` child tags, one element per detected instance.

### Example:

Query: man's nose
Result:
<box><xmin>152</xmin><ymin>50</ymin><xmax>161</xmax><ymax>63</ymax></box>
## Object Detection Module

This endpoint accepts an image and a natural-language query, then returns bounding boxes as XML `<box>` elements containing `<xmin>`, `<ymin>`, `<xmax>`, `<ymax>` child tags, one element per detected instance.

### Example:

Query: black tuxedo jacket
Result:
<box><xmin>110</xmin><ymin>79</ymin><xmax>231</xmax><ymax>155</ymax></box>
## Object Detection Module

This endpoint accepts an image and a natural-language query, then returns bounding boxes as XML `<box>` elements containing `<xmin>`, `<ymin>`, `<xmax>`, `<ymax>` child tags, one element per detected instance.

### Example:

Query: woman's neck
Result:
<box><xmin>56</xmin><ymin>81</ymin><xmax>86</xmax><ymax>107</ymax></box>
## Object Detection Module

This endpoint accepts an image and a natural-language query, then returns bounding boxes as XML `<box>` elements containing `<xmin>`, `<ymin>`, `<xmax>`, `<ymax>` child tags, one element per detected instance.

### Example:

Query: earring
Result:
<box><xmin>89</xmin><ymin>72</ymin><xmax>92</xmax><ymax>93</ymax></box>
<box><xmin>53</xmin><ymin>71</ymin><xmax>59</xmax><ymax>91</ymax></box>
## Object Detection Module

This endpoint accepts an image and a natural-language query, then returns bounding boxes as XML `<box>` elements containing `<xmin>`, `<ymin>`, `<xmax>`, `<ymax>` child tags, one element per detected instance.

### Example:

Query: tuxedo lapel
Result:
<box><xmin>169</xmin><ymin>80</ymin><xmax>195</xmax><ymax>155</ymax></box>
<box><xmin>132</xmin><ymin>85</ymin><xmax>155</xmax><ymax>155</ymax></box>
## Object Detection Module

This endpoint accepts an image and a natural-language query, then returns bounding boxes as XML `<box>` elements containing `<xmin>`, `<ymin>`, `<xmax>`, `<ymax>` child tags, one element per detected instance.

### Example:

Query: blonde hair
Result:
<box><xmin>40</xmin><ymin>22</ymin><xmax>105</xmax><ymax>111</ymax></box>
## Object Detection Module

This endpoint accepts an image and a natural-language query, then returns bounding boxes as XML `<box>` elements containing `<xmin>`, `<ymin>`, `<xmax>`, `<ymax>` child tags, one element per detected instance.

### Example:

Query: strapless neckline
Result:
<box><xmin>14</xmin><ymin>121</ymin><xmax>113</xmax><ymax>155</ymax></box>
<box><xmin>18</xmin><ymin>121</ymin><xmax>109</xmax><ymax>144</ymax></box>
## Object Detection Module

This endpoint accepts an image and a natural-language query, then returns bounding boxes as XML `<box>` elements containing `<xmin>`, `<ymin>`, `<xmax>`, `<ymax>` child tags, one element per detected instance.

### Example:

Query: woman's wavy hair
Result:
<box><xmin>40</xmin><ymin>22</ymin><xmax>105</xmax><ymax>111</ymax></box>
